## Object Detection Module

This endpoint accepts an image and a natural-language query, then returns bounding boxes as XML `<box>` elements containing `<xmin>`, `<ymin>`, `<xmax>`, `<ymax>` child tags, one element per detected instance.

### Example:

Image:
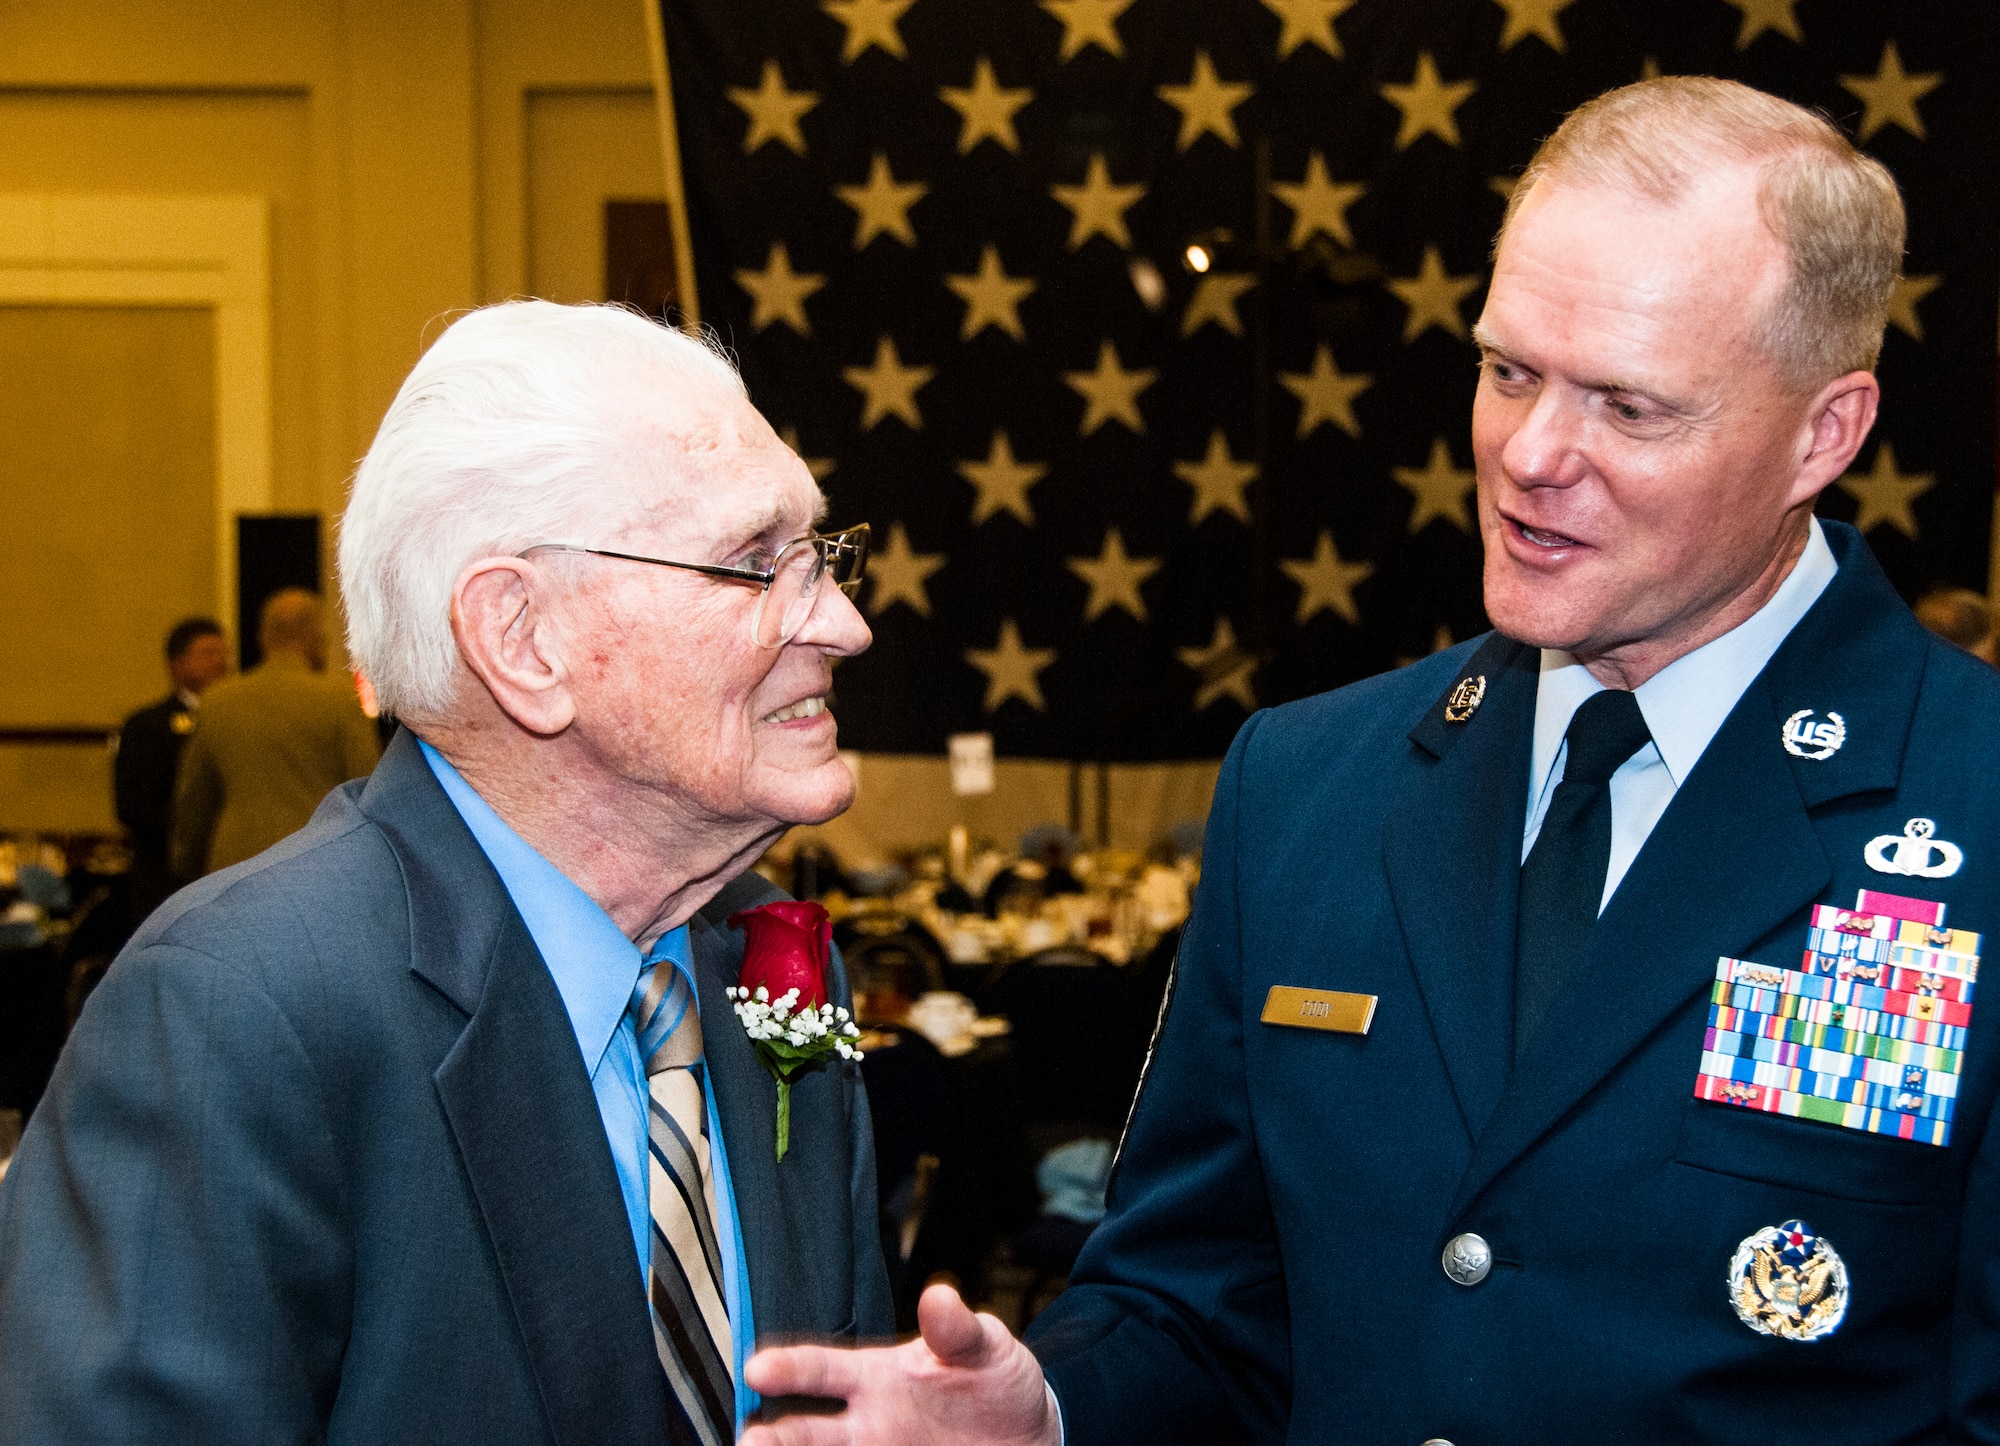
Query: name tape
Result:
<box><xmin>1260</xmin><ymin>986</ymin><xmax>1377</xmax><ymax>1036</ymax></box>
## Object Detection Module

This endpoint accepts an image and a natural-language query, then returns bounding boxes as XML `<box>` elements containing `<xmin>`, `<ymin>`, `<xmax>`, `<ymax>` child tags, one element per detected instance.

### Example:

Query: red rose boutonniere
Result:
<box><xmin>726</xmin><ymin>901</ymin><xmax>863</xmax><ymax>1161</ymax></box>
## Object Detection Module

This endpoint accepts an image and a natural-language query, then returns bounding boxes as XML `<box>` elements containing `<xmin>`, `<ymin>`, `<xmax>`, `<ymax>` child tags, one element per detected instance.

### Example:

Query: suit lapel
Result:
<box><xmin>363</xmin><ymin>731</ymin><xmax>669</xmax><ymax>1446</ymax></box>
<box><xmin>688</xmin><ymin>884</ymin><xmax>848</xmax><ymax>1342</ymax></box>
<box><xmin>1446</xmin><ymin>522</ymin><xmax>1925</xmax><ymax>1218</ymax></box>
<box><xmin>1383</xmin><ymin>634</ymin><xmax>1539</xmax><ymax>1139</ymax></box>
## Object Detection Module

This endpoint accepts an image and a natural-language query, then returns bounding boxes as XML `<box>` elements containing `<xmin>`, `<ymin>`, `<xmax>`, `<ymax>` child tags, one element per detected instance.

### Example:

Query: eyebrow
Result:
<box><xmin>722</xmin><ymin>505</ymin><xmax>793</xmax><ymax>556</ymax></box>
<box><xmin>717</xmin><ymin>497</ymin><xmax>830</xmax><ymax>561</ymax></box>
<box><xmin>1471</xmin><ymin>324</ymin><xmax>1695</xmax><ymax>415</ymax></box>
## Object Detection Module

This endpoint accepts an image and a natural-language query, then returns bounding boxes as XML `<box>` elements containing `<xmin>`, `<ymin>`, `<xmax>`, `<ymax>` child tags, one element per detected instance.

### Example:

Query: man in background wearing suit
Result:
<box><xmin>113</xmin><ymin>615</ymin><xmax>228</xmax><ymax>918</ymax></box>
<box><xmin>168</xmin><ymin>586</ymin><xmax>381</xmax><ymax>876</ymax></box>
<box><xmin>742</xmin><ymin>78</ymin><xmax>2000</xmax><ymax>1444</ymax></box>
<box><xmin>0</xmin><ymin>300</ymin><xmax>892</xmax><ymax>1443</ymax></box>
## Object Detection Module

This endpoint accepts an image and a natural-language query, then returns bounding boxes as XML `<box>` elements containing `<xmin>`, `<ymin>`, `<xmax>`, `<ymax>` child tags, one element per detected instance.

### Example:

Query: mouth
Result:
<box><xmin>1504</xmin><ymin>514</ymin><xmax>1589</xmax><ymax>553</ymax></box>
<box><xmin>761</xmin><ymin>695</ymin><xmax>829</xmax><ymax>725</ymax></box>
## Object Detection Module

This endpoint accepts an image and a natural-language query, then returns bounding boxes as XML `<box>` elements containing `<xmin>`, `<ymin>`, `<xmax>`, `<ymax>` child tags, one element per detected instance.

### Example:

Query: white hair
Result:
<box><xmin>337</xmin><ymin>300</ymin><xmax>745</xmax><ymax>722</ymax></box>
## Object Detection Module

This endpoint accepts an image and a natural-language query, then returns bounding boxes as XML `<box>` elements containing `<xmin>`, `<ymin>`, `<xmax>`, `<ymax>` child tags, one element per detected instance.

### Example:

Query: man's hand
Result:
<box><xmin>741</xmin><ymin>1283</ymin><xmax>1059</xmax><ymax>1446</ymax></box>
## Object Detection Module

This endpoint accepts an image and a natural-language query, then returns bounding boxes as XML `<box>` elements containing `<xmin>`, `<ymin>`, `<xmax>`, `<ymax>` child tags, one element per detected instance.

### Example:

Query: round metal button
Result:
<box><xmin>1442</xmin><ymin>1232</ymin><xmax>1492</xmax><ymax>1286</ymax></box>
<box><xmin>1421</xmin><ymin>1439</ymin><xmax>1456</xmax><ymax>1446</ymax></box>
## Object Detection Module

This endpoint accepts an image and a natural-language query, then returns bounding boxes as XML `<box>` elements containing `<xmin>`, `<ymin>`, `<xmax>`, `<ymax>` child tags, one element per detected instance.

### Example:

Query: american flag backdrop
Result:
<box><xmin>654</xmin><ymin>0</ymin><xmax>1998</xmax><ymax>762</ymax></box>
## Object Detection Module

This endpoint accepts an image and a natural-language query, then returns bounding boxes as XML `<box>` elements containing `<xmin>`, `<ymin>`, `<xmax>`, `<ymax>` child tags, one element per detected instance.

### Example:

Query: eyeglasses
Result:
<box><xmin>522</xmin><ymin>523</ymin><xmax>870</xmax><ymax>648</ymax></box>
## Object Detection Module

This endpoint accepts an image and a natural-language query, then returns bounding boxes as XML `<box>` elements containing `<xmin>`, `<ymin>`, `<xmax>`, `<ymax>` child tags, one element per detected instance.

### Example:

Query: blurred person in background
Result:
<box><xmin>168</xmin><ymin>587</ymin><xmax>380</xmax><ymax>877</ymax></box>
<box><xmin>1913</xmin><ymin>584</ymin><xmax>1996</xmax><ymax>664</ymax></box>
<box><xmin>113</xmin><ymin>616</ymin><xmax>228</xmax><ymax>917</ymax></box>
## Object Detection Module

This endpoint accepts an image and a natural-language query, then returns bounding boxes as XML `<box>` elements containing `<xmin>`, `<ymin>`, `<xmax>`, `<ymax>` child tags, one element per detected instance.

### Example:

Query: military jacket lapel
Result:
<box><xmin>1447</xmin><ymin>672</ymin><xmax>1829</xmax><ymax>1216</ymax></box>
<box><xmin>1384</xmin><ymin>634</ymin><xmax>1539</xmax><ymax>1139</ymax></box>
<box><xmin>1447</xmin><ymin>523</ymin><xmax>1924</xmax><ymax>1218</ymax></box>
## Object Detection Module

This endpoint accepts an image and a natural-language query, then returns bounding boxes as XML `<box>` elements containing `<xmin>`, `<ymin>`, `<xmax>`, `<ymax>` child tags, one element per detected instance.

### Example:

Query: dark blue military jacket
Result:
<box><xmin>1029</xmin><ymin>522</ymin><xmax>2000</xmax><ymax>1444</ymax></box>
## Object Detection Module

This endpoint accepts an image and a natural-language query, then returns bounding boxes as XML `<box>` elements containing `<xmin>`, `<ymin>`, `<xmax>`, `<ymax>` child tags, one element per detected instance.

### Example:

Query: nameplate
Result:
<box><xmin>1260</xmin><ymin>986</ymin><xmax>1377</xmax><ymax>1035</ymax></box>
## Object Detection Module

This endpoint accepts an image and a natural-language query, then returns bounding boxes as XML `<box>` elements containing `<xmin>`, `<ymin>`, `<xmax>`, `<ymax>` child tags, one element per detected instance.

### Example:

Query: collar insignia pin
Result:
<box><xmin>1730</xmin><ymin>1219</ymin><xmax>1848</xmax><ymax>1341</ymax></box>
<box><xmin>1442</xmin><ymin>674</ymin><xmax>1486</xmax><ymax>724</ymax></box>
<box><xmin>170</xmin><ymin>712</ymin><xmax>196</xmax><ymax>736</ymax></box>
<box><xmin>1864</xmin><ymin>817</ymin><xmax>1964</xmax><ymax>879</ymax></box>
<box><xmin>1782</xmin><ymin>709</ymin><xmax>1845</xmax><ymax>760</ymax></box>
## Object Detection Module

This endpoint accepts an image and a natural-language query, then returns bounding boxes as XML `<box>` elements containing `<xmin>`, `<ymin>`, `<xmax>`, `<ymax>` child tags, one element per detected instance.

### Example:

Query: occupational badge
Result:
<box><xmin>1442</xmin><ymin>674</ymin><xmax>1486</xmax><ymax>723</ymax></box>
<box><xmin>1865</xmin><ymin>818</ymin><xmax>1964</xmax><ymax>879</ymax></box>
<box><xmin>1694</xmin><ymin>887</ymin><xmax>1979</xmax><ymax>1148</ymax></box>
<box><xmin>1728</xmin><ymin>1219</ymin><xmax>1848</xmax><ymax>1341</ymax></box>
<box><xmin>1781</xmin><ymin>709</ymin><xmax>1845</xmax><ymax>761</ymax></box>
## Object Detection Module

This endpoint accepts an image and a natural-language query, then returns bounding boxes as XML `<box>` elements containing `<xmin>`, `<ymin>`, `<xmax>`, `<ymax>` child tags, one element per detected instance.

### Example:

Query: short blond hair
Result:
<box><xmin>1501</xmin><ymin>76</ymin><xmax>1905</xmax><ymax>392</ymax></box>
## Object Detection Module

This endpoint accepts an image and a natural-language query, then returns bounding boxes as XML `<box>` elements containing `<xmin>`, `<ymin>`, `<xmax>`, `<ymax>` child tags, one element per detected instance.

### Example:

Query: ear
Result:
<box><xmin>1786</xmin><ymin>370</ymin><xmax>1880</xmax><ymax>509</ymax></box>
<box><xmin>450</xmin><ymin>557</ymin><xmax>577</xmax><ymax>736</ymax></box>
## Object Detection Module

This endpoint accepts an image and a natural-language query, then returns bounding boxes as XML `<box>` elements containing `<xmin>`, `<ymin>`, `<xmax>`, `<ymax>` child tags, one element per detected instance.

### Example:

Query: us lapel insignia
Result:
<box><xmin>1781</xmin><ymin>708</ymin><xmax>1844</xmax><ymax>760</ymax></box>
<box><xmin>1865</xmin><ymin>817</ymin><xmax>1964</xmax><ymax>879</ymax></box>
<box><xmin>170</xmin><ymin>711</ymin><xmax>195</xmax><ymax>736</ymax></box>
<box><xmin>1729</xmin><ymin>1219</ymin><xmax>1848</xmax><ymax>1341</ymax></box>
<box><xmin>1442</xmin><ymin>674</ymin><xmax>1486</xmax><ymax>723</ymax></box>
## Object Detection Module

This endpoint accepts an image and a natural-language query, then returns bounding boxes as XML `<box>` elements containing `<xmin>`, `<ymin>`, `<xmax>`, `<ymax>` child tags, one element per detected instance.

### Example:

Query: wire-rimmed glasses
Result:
<box><xmin>522</xmin><ymin>523</ymin><xmax>870</xmax><ymax>648</ymax></box>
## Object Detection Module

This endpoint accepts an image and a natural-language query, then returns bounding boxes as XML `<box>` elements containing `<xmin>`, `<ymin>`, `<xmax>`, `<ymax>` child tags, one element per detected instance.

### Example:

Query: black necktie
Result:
<box><xmin>1515</xmin><ymin>688</ymin><xmax>1654</xmax><ymax>1059</ymax></box>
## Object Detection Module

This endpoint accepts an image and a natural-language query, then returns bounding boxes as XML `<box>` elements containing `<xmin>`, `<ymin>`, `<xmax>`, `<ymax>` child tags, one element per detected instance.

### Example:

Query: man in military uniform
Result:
<box><xmin>738</xmin><ymin>78</ymin><xmax>2000</xmax><ymax>1444</ymax></box>
<box><xmin>170</xmin><ymin>589</ymin><xmax>381</xmax><ymax>876</ymax></box>
<box><xmin>113</xmin><ymin>617</ymin><xmax>228</xmax><ymax>918</ymax></box>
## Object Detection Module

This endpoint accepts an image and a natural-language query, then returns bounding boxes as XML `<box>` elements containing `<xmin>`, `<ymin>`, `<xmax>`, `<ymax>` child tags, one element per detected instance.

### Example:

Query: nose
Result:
<box><xmin>1499</xmin><ymin>385</ymin><xmax>1588</xmax><ymax>492</ymax></box>
<box><xmin>792</xmin><ymin>577</ymin><xmax>873</xmax><ymax>658</ymax></box>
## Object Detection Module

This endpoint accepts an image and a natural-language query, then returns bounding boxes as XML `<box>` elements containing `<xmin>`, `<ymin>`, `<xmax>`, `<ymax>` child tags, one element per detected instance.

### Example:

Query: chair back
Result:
<box><xmin>981</xmin><ymin>948</ymin><xmax>1147</xmax><ymax>1132</ymax></box>
<box><xmin>839</xmin><ymin>923</ymin><xmax>948</xmax><ymax>1002</ymax></box>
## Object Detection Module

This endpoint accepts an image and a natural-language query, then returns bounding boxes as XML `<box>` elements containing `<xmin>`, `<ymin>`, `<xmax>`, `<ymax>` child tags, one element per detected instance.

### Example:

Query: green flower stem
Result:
<box><xmin>775</xmin><ymin>1077</ymin><xmax>792</xmax><ymax>1162</ymax></box>
<box><xmin>731</xmin><ymin>992</ymin><xmax>864</xmax><ymax>1163</ymax></box>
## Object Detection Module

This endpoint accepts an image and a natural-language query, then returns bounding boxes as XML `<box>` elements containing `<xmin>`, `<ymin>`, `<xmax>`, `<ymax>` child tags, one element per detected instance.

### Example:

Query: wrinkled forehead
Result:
<box><xmin>607</xmin><ymin>378</ymin><xmax>822</xmax><ymax>550</ymax></box>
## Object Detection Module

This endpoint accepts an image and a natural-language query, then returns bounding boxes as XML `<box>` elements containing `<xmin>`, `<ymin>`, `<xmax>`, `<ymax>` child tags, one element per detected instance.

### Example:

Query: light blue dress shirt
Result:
<box><xmin>1524</xmin><ymin>517</ymin><xmax>1838</xmax><ymax>911</ymax></box>
<box><xmin>420</xmin><ymin>740</ymin><xmax>758</xmax><ymax>1432</ymax></box>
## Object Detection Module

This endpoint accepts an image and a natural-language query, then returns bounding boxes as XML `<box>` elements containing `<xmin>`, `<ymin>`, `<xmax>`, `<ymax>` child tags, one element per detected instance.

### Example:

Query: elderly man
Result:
<box><xmin>169</xmin><ymin>587</ymin><xmax>382</xmax><ymax>878</ymax></box>
<box><xmin>743</xmin><ymin>78</ymin><xmax>2000</xmax><ymax>1444</ymax></box>
<box><xmin>0</xmin><ymin>302</ymin><xmax>890</xmax><ymax>1443</ymax></box>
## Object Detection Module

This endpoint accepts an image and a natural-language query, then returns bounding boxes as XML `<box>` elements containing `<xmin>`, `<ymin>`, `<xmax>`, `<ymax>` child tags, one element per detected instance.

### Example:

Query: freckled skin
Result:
<box><xmin>432</xmin><ymin>375</ymin><xmax>872</xmax><ymax>944</ymax></box>
<box><xmin>553</xmin><ymin>389</ymin><xmax>869</xmax><ymax>852</ymax></box>
<box><xmin>1472</xmin><ymin>163</ymin><xmax>1878</xmax><ymax>689</ymax></box>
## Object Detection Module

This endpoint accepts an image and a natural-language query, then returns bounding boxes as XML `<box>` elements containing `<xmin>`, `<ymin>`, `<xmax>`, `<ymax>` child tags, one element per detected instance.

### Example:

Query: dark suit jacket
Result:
<box><xmin>1029</xmin><ymin>522</ymin><xmax>2000</xmax><ymax>1444</ymax></box>
<box><xmin>113</xmin><ymin>692</ymin><xmax>195</xmax><ymax>854</ymax></box>
<box><xmin>0</xmin><ymin>727</ymin><xmax>892</xmax><ymax>1443</ymax></box>
<box><xmin>114</xmin><ymin>693</ymin><xmax>197</xmax><ymax>916</ymax></box>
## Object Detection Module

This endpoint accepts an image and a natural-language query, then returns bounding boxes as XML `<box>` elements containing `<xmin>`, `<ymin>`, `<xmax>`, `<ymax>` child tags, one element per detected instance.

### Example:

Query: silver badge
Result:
<box><xmin>1729</xmin><ymin>1219</ymin><xmax>1848</xmax><ymax>1341</ymax></box>
<box><xmin>1865</xmin><ymin>817</ymin><xmax>1964</xmax><ymax>879</ymax></box>
<box><xmin>1782</xmin><ymin>709</ymin><xmax>1846</xmax><ymax>760</ymax></box>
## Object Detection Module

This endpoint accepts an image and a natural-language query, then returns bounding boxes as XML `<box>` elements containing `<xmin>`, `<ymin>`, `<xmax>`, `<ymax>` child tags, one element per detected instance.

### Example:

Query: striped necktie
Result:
<box><xmin>629</xmin><ymin>960</ymin><xmax>735</xmax><ymax>1446</ymax></box>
